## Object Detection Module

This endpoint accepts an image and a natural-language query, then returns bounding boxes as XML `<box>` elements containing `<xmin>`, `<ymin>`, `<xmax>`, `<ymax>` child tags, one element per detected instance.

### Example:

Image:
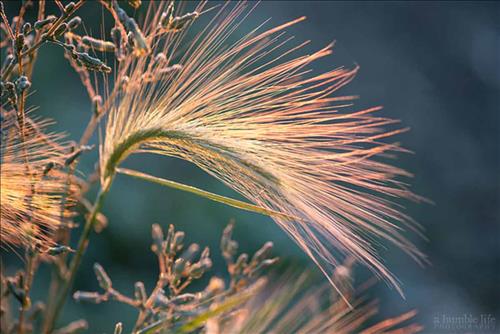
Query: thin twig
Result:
<box><xmin>25</xmin><ymin>0</ymin><xmax>46</xmax><ymax>79</ymax></box>
<box><xmin>42</xmin><ymin>180</ymin><xmax>112</xmax><ymax>334</ymax></box>
<box><xmin>2</xmin><ymin>0</ymin><xmax>86</xmax><ymax>81</ymax></box>
<box><xmin>18</xmin><ymin>249</ymin><xmax>38</xmax><ymax>334</ymax></box>
<box><xmin>0</xmin><ymin>2</ymin><xmax>14</xmax><ymax>41</ymax></box>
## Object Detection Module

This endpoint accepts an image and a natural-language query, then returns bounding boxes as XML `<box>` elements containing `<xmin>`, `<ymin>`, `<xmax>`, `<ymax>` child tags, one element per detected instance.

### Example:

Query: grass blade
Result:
<box><xmin>116</xmin><ymin>168</ymin><xmax>297</xmax><ymax>220</ymax></box>
<box><xmin>176</xmin><ymin>291</ymin><xmax>253</xmax><ymax>333</ymax></box>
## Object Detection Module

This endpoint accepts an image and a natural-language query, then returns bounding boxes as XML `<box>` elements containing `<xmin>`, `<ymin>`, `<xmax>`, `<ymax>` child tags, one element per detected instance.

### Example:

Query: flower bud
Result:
<box><xmin>2</xmin><ymin>53</ymin><xmax>14</xmax><ymax>71</ymax></box>
<box><xmin>251</xmin><ymin>241</ymin><xmax>273</xmax><ymax>265</ymax></box>
<box><xmin>15</xmin><ymin>34</ymin><xmax>25</xmax><ymax>53</ymax></box>
<box><xmin>234</xmin><ymin>253</ymin><xmax>248</xmax><ymax>275</ymax></box>
<box><xmin>15</xmin><ymin>76</ymin><xmax>31</xmax><ymax>94</ymax></box>
<box><xmin>64</xmin><ymin>2</ymin><xmax>76</xmax><ymax>13</ymax></box>
<box><xmin>56</xmin><ymin>320</ymin><xmax>88</xmax><ymax>333</ymax></box>
<box><xmin>180</xmin><ymin>243</ymin><xmax>199</xmax><ymax>263</ymax></box>
<box><xmin>72</xmin><ymin>51</ymin><xmax>111</xmax><ymax>73</ymax></box>
<box><xmin>47</xmin><ymin>245</ymin><xmax>73</xmax><ymax>256</ymax></box>
<box><xmin>134</xmin><ymin>281</ymin><xmax>147</xmax><ymax>304</ymax></box>
<box><xmin>22</xmin><ymin>22</ymin><xmax>31</xmax><ymax>35</ymax></box>
<box><xmin>67</xmin><ymin>16</ymin><xmax>82</xmax><ymax>30</ymax></box>
<box><xmin>82</xmin><ymin>36</ymin><xmax>115</xmax><ymax>52</ymax></box>
<box><xmin>73</xmin><ymin>291</ymin><xmax>103</xmax><ymax>304</ymax></box>
<box><xmin>111</xmin><ymin>27</ymin><xmax>124</xmax><ymax>60</ymax></box>
<box><xmin>127</xmin><ymin>0</ymin><xmax>141</xmax><ymax>9</ymax></box>
<box><xmin>189</xmin><ymin>258</ymin><xmax>212</xmax><ymax>279</ymax></box>
<box><xmin>151</xmin><ymin>224</ymin><xmax>164</xmax><ymax>254</ymax></box>
<box><xmin>161</xmin><ymin>12</ymin><xmax>199</xmax><ymax>32</ymax></box>
<box><xmin>114</xmin><ymin>322</ymin><xmax>123</xmax><ymax>334</ymax></box>
<box><xmin>53</xmin><ymin>23</ymin><xmax>68</xmax><ymax>37</ymax></box>
<box><xmin>93</xmin><ymin>263</ymin><xmax>112</xmax><ymax>290</ymax></box>
<box><xmin>170</xmin><ymin>231</ymin><xmax>185</xmax><ymax>253</ymax></box>
<box><xmin>173</xmin><ymin>258</ymin><xmax>186</xmax><ymax>277</ymax></box>
<box><xmin>168</xmin><ymin>293</ymin><xmax>197</xmax><ymax>305</ymax></box>
<box><xmin>34</xmin><ymin>16</ymin><xmax>56</xmax><ymax>30</ymax></box>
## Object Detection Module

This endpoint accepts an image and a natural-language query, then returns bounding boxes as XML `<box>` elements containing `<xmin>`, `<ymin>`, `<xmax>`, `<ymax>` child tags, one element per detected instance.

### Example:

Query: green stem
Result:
<box><xmin>42</xmin><ymin>180</ymin><xmax>112</xmax><ymax>334</ymax></box>
<box><xmin>41</xmin><ymin>124</ymin><xmax>288</xmax><ymax>332</ymax></box>
<box><xmin>103</xmin><ymin>128</ymin><xmax>191</xmax><ymax>180</ymax></box>
<box><xmin>116</xmin><ymin>168</ymin><xmax>297</xmax><ymax>221</ymax></box>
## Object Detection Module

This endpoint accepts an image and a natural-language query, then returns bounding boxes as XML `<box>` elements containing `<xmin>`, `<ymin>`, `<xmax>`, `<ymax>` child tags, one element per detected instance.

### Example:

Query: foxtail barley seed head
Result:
<box><xmin>0</xmin><ymin>111</ymin><xmax>71</xmax><ymax>249</ymax></box>
<box><xmin>101</xmin><ymin>2</ymin><xmax>425</xmax><ymax>295</ymax></box>
<box><xmin>215</xmin><ymin>272</ymin><xmax>422</xmax><ymax>334</ymax></box>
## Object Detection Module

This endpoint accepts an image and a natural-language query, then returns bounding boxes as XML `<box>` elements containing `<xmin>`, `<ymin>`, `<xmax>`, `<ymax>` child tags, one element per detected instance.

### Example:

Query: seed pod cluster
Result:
<box><xmin>15</xmin><ymin>75</ymin><xmax>30</xmax><ymax>94</ymax></box>
<box><xmin>33</xmin><ymin>16</ymin><xmax>57</xmax><ymax>30</ymax></box>
<box><xmin>221</xmin><ymin>223</ymin><xmax>278</xmax><ymax>291</ymax></box>
<box><xmin>115</xmin><ymin>4</ymin><xmax>149</xmax><ymax>56</ymax></box>
<box><xmin>160</xmin><ymin>11</ymin><xmax>199</xmax><ymax>32</ymax></box>
<box><xmin>60</xmin><ymin>42</ymin><xmax>111</xmax><ymax>73</ymax></box>
<box><xmin>154</xmin><ymin>224</ymin><xmax>213</xmax><ymax>287</ymax></box>
<box><xmin>68</xmin><ymin>223</ymin><xmax>277</xmax><ymax>332</ymax></box>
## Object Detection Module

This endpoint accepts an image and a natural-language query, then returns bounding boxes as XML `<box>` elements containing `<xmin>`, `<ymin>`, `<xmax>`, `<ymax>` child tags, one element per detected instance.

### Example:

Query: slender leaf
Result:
<box><xmin>116</xmin><ymin>168</ymin><xmax>298</xmax><ymax>220</ymax></box>
<box><xmin>176</xmin><ymin>292</ymin><xmax>252</xmax><ymax>333</ymax></box>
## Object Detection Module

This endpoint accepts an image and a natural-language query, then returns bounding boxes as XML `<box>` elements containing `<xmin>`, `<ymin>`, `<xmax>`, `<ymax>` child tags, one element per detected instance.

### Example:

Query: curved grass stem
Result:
<box><xmin>43</xmin><ymin>125</ymin><xmax>294</xmax><ymax>332</ymax></box>
<box><xmin>116</xmin><ymin>167</ymin><xmax>297</xmax><ymax>221</ymax></box>
<box><xmin>42</xmin><ymin>180</ymin><xmax>112</xmax><ymax>334</ymax></box>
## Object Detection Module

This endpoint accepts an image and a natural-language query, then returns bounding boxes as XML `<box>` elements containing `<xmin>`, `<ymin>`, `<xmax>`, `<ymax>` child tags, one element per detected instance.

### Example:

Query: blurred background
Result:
<box><xmin>2</xmin><ymin>1</ymin><xmax>499</xmax><ymax>332</ymax></box>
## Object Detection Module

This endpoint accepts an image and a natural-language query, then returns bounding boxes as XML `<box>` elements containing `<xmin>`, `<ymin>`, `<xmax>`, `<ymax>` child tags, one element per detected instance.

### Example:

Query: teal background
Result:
<box><xmin>2</xmin><ymin>1</ymin><xmax>499</xmax><ymax>332</ymax></box>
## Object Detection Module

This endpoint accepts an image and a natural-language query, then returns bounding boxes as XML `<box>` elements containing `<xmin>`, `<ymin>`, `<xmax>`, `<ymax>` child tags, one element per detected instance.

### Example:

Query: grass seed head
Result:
<box><xmin>0</xmin><ymin>112</ymin><xmax>71</xmax><ymax>249</ymax></box>
<box><xmin>101</xmin><ymin>1</ymin><xmax>425</xmax><ymax>295</ymax></box>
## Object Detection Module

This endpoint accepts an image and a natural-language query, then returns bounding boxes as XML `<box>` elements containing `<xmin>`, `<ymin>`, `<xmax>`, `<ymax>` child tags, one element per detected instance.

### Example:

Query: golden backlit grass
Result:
<box><xmin>101</xmin><ymin>1</ymin><xmax>426</xmax><ymax>295</ymax></box>
<box><xmin>0</xmin><ymin>113</ymin><xmax>70</xmax><ymax>249</ymax></box>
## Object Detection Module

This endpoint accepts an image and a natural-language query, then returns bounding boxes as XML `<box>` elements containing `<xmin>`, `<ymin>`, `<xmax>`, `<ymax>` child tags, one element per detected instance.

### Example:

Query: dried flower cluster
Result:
<box><xmin>72</xmin><ymin>223</ymin><xmax>278</xmax><ymax>333</ymax></box>
<box><xmin>0</xmin><ymin>0</ymin><xmax>424</xmax><ymax>332</ymax></box>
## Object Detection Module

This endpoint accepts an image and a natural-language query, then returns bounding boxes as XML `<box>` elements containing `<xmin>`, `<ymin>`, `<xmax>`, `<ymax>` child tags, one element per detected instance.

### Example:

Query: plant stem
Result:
<box><xmin>17</xmin><ymin>248</ymin><xmax>35</xmax><ymax>334</ymax></box>
<box><xmin>42</xmin><ymin>180</ymin><xmax>112</xmax><ymax>334</ymax></box>
<box><xmin>116</xmin><ymin>168</ymin><xmax>298</xmax><ymax>221</ymax></box>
